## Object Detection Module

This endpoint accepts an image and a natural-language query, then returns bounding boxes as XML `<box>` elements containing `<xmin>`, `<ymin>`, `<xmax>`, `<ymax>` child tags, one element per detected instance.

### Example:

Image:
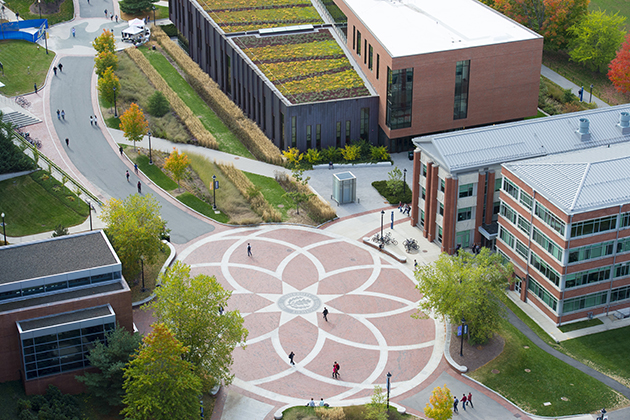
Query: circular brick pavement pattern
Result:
<box><xmin>178</xmin><ymin>226</ymin><xmax>443</xmax><ymax>406</ymax></box>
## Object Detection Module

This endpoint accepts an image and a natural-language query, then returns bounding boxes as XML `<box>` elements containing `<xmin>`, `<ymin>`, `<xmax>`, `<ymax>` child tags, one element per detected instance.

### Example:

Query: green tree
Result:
<box><xmin>341</xmin><ymin>143</ymin><xmax>361</xmax><ymax>161</ymax></box>
<box><xmin>386</xmin><ymin>166</ymin><xmax>403</xmax><ymax>195</ymax></box>
<box><xmin>98</xmin><ymin>67</ymin><xmax>121</xmax><ymax>108</ymax></box>
<box><xmin>147</xmin><ymin>90</ymin><xmax>170</xmax><ymax>117</ymax></box>
<box><xmin>92</xmin><ymin>29</ymin><xmax>115</xmax><ymax>54</ymax></box>
<box><xmin>0</xmin><ymin>115</ymin><xmax>36</xmax><ymax>175</ymax></box>
<box><xmin>365</xmin><ymin>385</ymin><xmax>388</xmax><ymax>420</ymax></box>
<box><xmin>164</xmin><ymin>147</ymin><xmax>189</xmax><ymax>187</ymax></box>
<box><xmin>119</xmin><ymin>103</ymin><xmax>149</xmax><ymax>150</ymax></box>
<box><xmin>568</xmin><ymin>10</ymin><xmax>626</xmax><ymax>73</ymax></box>
<box><xmin>283</xmin><ymin>168</ymin><xmax>315</xmax><ymax>215</ymax></box>
<box><xmin>414</xmin><ymin>247</ymin><xmax>513</xmax><ymax>343</ymax></box>
<box><xmin>425</xmin><ymin>385</ymin><xmax>453</xmax><ymax>420</ymax></box>
<box><xmin>95</xmin><ymin>51</ymin><xmax>119</xmax><ymax>78</ymax></box>
<box><xmin>148</xmin><ymin>261</ymin><xmax>248</xmax><ymax>391</ymax></box>
<box><xmin>51</xmin><ymin>225</ymin><xmax>69</xmax><ymax>237</ymax></box>
<box><xmin>119</xmin><ymin>0</ymin><xmax>158</xmax><ymax>15</ymax></box>
<box><xmin>19</xmin><ymin>385</ymin><xmax>81</xmax><ymax>419</ymax></box>
<box><xmin>100</xmin><ymin>194</ymin><xmax>167</xmax><ymax>280</ymax></box>
<box><xmin>370</xmin><ymin>145</ymin><xmax>390</xmax><ymax>161</ymax></box>
<box><xmin>121</xmin><ymin>323</ymin><xmax>202</xmax><ymax>420</ymax></box>
<box><xmin>76</xmin><ymin>326</ymin><xmax>142</xmax><ymax>407</ymax></box>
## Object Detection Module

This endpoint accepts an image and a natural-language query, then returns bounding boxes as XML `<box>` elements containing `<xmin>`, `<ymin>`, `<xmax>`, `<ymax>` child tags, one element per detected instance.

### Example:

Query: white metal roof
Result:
<box><xmin>504</xmin><ymin>143</ymin><xmax>630</xmax><ymax>215</ymax></box>
<box><xmin>341</xmin><ymin>0</ymin><xmax>541</xmax><ymax>58</ymax></box>
<box><xmin>413</xmin><ymin>104</ymin><xmax>630</xmax><ymax>174</ymax></box>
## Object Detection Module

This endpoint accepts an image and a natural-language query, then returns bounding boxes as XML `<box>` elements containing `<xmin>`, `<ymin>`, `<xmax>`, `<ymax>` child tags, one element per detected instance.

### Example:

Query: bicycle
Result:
<box><xmin>15</xmin><ymin>96</ymin><xmax>31</xmax><ymax>108</ymax></box>
<box><xmin>403</xmin><ymin>238</ymin><xmax>419</xmax><ymax>253</ymax></box>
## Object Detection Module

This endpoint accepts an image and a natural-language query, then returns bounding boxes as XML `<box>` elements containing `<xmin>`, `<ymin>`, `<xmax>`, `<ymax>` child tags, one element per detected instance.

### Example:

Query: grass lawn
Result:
<box><xmin>127</xmin><ymin>151</ymin><xmax>179</xmax><ymax>191</ymax></box>
<box><xmin>283</xmin><ymin>405</ymin><xmax>410</xmax><ymax>420</ymax></box>
<box><xmin>559</xmin><ymin>326</ymin><xmax>630</xmax><ymax>387</ymax></box>
<box><xmin>128</xmin><ymin>243</ymin><xmax>170</xmax><ymax>302</ymax></box>
<box><xmin>244</xmin><ymin>171</ymin><xmax>292</xmax><ymax>220</ymax></box>
<box><xmin>120</xmin><ymin>5</ymin><xmax>169</xmax><ymax>22</ymax></box>
<box><xmin>590</xmin><ymin>0</ymin><xmax>630</xmax><ymax>30</ymax></box>
<box><xmin>0</xmin><ymin>40</ymin><xmax>56</xmax><ymax>97</ymax></box>
<box><xmin>470</xmin><ymin>316</ymin><xmax>624</xmax><ymax>417</ymax></box>
<box><xmin>525</xmin><ymin>110</ymin><xmax>547</xmax><ymax>119</ymax></box>
<box><xmin>177</xmin><ymin>191</ymin><xmax>229</xmax><ymax>223</ymax></box>
<box><xmin>503</xmin><ymin>298</ymin><xmax>556</xmax><ymax>346</ymax></box>
<box><xmin>3</xmin><ymin>0</ymin><xmax>74</xmax><ymax>26</ymax></box>
<box><xmin>0</xmin><ymin>171</ymin><xmax>88</xmax><ymax>237</ymax></box>
<box><xmin>138</xmin><ymin>47</ymin><xmax>255</xmax><ymax>159</ymax></box>
<box><xmin>558</xmin><ymin>318</ymin><xmax>603</xmax><ymax>333</ymax></box>
<box><xmin>371</xmin><ymin>180</ymin><xmax>412</xmax><ymax>205</ymax></box>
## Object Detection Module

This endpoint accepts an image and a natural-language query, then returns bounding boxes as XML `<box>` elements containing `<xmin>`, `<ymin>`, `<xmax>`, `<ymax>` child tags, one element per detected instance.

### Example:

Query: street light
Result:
<box><xmin>87</xmin><ymin>201</ymin><xmax>93</xmax><ymax>231</ymax></box>
<box><xmin>460</xmin><ymin>317</ymin><xmax>466</xmax><ymax>357</ymax></box>
<box><xmin>38</xmin><ymin>0</ymin><xmax>41</xmax><ymax>19</ymax></box>
<box><xmin>113</xmin><ymin>86</ymin><xmax>117</xmax><ymax>117</ymax></box>
<box><xmin>147</xmin><ymin>131</ymin><xmax>153</xmax><ymax>164</ymax></box>
<box><xmin>140</xmin><ymin>256</ymin><xmax>146</xmax><ymax>292</ymax></box>
<box><xmin>212</xmin><ymin>175</ymin><xmax>217</xmax><ymax>210</ymax></box>
<box><xmin>589</xmin><ymin>84</ymin><xmax>593</xmax><ymax>103</ymax></box>
<box><xmin>380</xmin><ymin>210</ymin><xmax>385</xmax><ymax>246</ymax></box>
<box><xmin>386</xmin><ymin>372</ymin><xmax>392</xmax><ymax>409</ymax></box>
<box><xmin>152</xmin><ymin>5</ymin><xmax>156</xmax><ymax>25</ymax></box>
<box><xmin>402</xmin><ymin>168</ymin><xmax>407</xmax><ymax>196</ymax></box>
<box><xmin>1</xmin><ymin>212</ymin><xmax>6</xmax><ymax>245</ymax></box>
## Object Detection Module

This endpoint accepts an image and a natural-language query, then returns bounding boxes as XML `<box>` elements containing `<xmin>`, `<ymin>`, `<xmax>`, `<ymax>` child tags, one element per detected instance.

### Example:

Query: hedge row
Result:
<box><xmin>152</xmin><ymin>26</ymin><xmax>284</xmax><ymax>165</ymax></box>
<box><xmin>216</xmin><ymin>162</ymin><xmax>282</xmax><ymax>222</ymax></box>
<box><xmin>275</xmin><ymin>172</ymin><xmax>336</xmax><ymax>224</ymax></box>
<box><xmin>125</xmin><ymin>48</ymin><xmax>219</xmax><ymax>149</ymax></box>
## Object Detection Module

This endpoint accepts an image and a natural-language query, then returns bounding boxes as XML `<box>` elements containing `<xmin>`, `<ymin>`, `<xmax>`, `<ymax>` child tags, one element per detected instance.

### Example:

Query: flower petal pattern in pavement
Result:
<box><xmin>178</xmin><ymin>226</ymin><xmax>444</xmax><ymax>406</ymax></box>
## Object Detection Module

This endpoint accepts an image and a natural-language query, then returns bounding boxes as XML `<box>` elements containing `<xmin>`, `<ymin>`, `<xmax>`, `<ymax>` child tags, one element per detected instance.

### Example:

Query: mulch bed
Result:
<box><xmin>448</xmin><ymin>326</ymin><xmax>505</xmax><ymax>372</ymax></box>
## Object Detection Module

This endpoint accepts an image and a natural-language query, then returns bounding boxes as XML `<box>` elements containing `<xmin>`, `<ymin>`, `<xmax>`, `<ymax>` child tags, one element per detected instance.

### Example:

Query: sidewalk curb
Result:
<box><xmin>131</xmin><ymin>239</ymin><xmax>176</xmax><ymax>307</ymax></box>
<box><xmin>444</xmin><ymin>320</ymin><xmax>468</xmax><ymax>373</ymax></box>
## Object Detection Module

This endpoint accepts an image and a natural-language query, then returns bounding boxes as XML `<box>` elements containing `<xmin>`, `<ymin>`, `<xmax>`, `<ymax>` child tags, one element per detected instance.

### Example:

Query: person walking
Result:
<box><xmin>334</xmin><ymin>361</ymin><xmax>340</xmax><ymax>378</ymax></box>
<box><xmin>34</xmin><ymin>83</ymin><xmax>38</xmax><ymax>94</ymax></box>
<box><xmin>115</xmin><ymin>15</ymin><xmax>118</xmax><ymax>22</ymax></box>
<box><xmin>119</xmin><ymin>146</ymin><xmax>123</xmax><ymax>156</ymax></box>
<box><xmin>104</xmin><ymin>9</ymin><xmax>107</xmax><ymax>17</ymax></box>
<box><xmin>65</xmin><ymin>138</ymin><xmax>69</xmax><ymax>147</ymax></box>
<box><xmin>126</xmin><ymin>170</ymin><xmax>130</xmax><ymax>182</ymax></box>
<box><xmin>53</xmin><ymin>66</ymin><xmax>57</xmax><ymax>76</ymax></box>
<box><xmin>58</xmin><ymin>62</ymin><xmax>63</xmax><ymax>72</ymax></box>
<box><xmin>71</xmin><ymin>27</ymin><xmax>75</xmax><ymax>37</ymax></box>
<box><xmin>332</xmin><ymin>363</ymin><xmax>338</xmax><ymax>379</ymax></box>
<box><xmin>247</xmin><ymin>243</ymin><xmax>252</xmax><ymax>257</ymax></box>
<box><xmin>93</xmin><ymin>115</ymin><xmax>98</xmax><ymax>126</ymax></box>
<box><xmin>322</xmin><ymin>307</ymin><xmax>328</xmax><ymax>322</ymax></box>
<box><xmin>134</xmin><ymin>163</ymin><xmax>138</xmax><ymax>174</ymax></box>
<box><xmin>61</xmin><ymin>110</ymin><xmax>65</xmax><ymax>120</ymax></box>
<box><xmin>56</xmin><ymin>109</ymin><xmax>60</xmax><ymax>119</ymax></box>
<box><xmin>288</xmin><ymin>351</ymin><xmax>295</xmax><ymax>365</ymax></box>
<box><xmin>453</xmin><ymin>396</ymin><xmax>459</xmax><ymax>414</ymax></box>
<box><xmin>467</xmin><ymin>392</ymin><xmax>473</xmax><ymax>408</ymax></box>
<box><xmin>137</xmin><ymin>181</ymin><xmax>142</xmax><ymax>194</ymax></box>
<box><xmin>90</xmin><ymin>116</ymin><xmax>93</xmax><ymax>126</ymax></box>
<box><xmin>461</xmin><ymin>394</ymin><xmax>467</xmax><ymax>411</ymax></box>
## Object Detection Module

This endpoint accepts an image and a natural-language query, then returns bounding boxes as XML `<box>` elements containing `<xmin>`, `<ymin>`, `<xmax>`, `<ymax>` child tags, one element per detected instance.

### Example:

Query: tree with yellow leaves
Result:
<box><xmin>424</xmin><ymin>385</ymin><xmax>453</xmax><ymax>420</ymax></box>
<box><xmin>164</xmin><ymin>148</ymin><xmax>190</xmax><ymax>188</ymax></box>
<box><xmin>119</xmin><ymin>103</ymin><xmax>148</xmax><ymax>151</ymax></box>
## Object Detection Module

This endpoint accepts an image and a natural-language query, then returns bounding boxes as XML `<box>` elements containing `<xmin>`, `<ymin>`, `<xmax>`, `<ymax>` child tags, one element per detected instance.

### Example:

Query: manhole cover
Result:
<box><xmin>524</xmin><ymin>369</ymin><xmax>531</xmax><ymax>373</ymax></box>
<box><xmin>277</xmin><ymin>292</ymin><xmax>321</xmax><ymax>314</ymax></box>
<box><xmin>491</xmin><ymin>369</ymin><xmax>500</xmax><ymax>374</ymax></box>
<box><xmin>423</xmin><ymin>250</ymin><xmax>428</xmax><ymax>253</ymax></box>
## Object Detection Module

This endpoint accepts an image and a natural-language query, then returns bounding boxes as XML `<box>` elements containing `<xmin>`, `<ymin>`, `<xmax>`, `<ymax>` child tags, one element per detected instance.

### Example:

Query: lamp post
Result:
<box><xmin>386</xmin><ymin>372</ymin><xmax>392</xmax><ymax>409</ymax></box>
<box><xmin>113</xmin><ymin>86</ymin><xmax>117</xmax><ymax>117</ymax></box>
<box><xmin>38</xmin><ymin>0</ymin><xmax>41</xmax><ymax>19</ymax></box>
<box><xmin>140</xmin><ymin>257</ymin><xmax>146</xmax><ymax>292</ymax></box>
<box><xmin>148</xmin><ymin>131</ymin><xmax>153</xmax><ymax>164</ymax></box>
<box><xmin>87</xmin><ymin>201</ymin><xmax>93</xmax><ymax>231</ymax></box>
<box><xmin>152</xmin><ymin>5</ymin><xmax>156</xmax><ymax>25</ymax></box>
<box><xmin>589</xmin><ymin>84</ymin><xmax>593</xmax><ymax>103</ymax></box>
<box><xmin>1</xmin><ymin>212</ymin><xmax>6</xmax><ymax>245</ymax></box>
<box><xmin>43</xmin><ymin>26</ymin><xmax>48</xmax><ymax>54</ymax></box>
<box><xmin>460</xmin><ymin>317</ymin><xmax>466</xmax><ymax>357</ymax></box>
<box><xmin>380</xmin><ymin>210</ymin><xmax>385</xmax><ymax>245</ymax></box>
<box><xmin>212</xmin><ymin>175</ymin><xmax>217</xmax><ymax>210</ymax></box>
<box><xmin>402</xmin><ymin>168</ymin><xmax>407</xmax><ymax>196</ymax></box>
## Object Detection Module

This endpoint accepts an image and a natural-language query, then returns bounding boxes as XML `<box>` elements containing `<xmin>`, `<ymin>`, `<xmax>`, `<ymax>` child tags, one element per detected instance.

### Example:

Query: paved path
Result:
<box><xmin>541</xmin><ymin>65</ymin><xmax>609</xmax><ymax>108</ymax></box>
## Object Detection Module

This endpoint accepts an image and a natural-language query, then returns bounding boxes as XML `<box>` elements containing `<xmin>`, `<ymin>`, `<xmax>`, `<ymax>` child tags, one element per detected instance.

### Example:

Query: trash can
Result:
<box><xmin>408</xmin><ymin>151</ymin><xmax>414</xmax><ymax>160</ymax></box>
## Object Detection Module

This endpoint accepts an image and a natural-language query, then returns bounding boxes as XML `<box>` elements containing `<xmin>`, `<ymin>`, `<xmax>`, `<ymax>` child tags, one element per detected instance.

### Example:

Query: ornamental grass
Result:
<box><xmin>152</xmin><ymin>26</ymin><xmax>284</xmax><ymax>165</ymax></box>
<box><xmin>275</xmin><ymin>173</ymin><xmax>336</xmax><ymax>224</ymax></box>
<box><xmin>216</xmin><ymin>162</ymin><xmax>282</xmax><ymax>222</ymax></box>
<box><xmin>199</xmin><ymin>0</ymin><xmax>310</xmax><ymax>11</ymax></box>
<box><xmin>242</xmin><ymin>40</ymin><xmax>344</xmax><ymax>62</ymax></box>
<box><xmin>125</xmin><ymin>48</ymin><xmax>218</xmax><ymax>149</ymax></box>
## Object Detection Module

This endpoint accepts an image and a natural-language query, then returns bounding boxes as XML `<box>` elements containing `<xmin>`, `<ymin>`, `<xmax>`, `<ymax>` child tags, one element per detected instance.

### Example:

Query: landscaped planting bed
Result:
<box><xmin>235</xmin><ymin>30</ymin><xmax>370</xmax><ymax>104</ymax></box>
<box><xmin>200</xmin><ymin>0</ymin><xmax>322</xmax><ymax>32</ymax></box>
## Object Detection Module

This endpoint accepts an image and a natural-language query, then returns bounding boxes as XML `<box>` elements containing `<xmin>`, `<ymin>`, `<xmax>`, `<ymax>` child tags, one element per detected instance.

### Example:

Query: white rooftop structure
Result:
<box><xmin>503</xmin><ymin>143</ymin><xmax>630</xmax><ymax>215</ymax></box>
<box><xmin>413</xmin><ymin>104</ymin><xmax>630</xmax><ymax>175</ymax></box>
<box><xmin>341</xmin><ymin>0</ymin><xmax>541</xmax><ymax>57</ymax></box>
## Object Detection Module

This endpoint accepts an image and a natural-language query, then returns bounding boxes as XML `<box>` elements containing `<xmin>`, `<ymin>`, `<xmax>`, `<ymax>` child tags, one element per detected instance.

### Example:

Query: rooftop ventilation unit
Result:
<box><xmin>617</xmin><ymin>112</ymin><xmax>630</xmax><ymax>135</ymax></box>
<box><xmin>576</xmin><ymin>118</ymin><xmax>591</xmax><ymax>142</ymax></box>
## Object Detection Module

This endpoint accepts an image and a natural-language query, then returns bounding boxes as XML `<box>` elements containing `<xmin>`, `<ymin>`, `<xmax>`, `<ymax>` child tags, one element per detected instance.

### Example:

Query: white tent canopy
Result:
<box><xmin>122</xmin><ymin>26</ymin><xmax>144</xmax><ymax>35</ymax></box>
<box><xmin>128</xmin><ymin>18</ymin><xmax>144</xmax><ymax>28</ymax></box>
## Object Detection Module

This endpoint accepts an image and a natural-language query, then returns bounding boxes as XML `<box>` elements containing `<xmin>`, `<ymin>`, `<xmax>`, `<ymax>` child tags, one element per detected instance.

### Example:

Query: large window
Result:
<box><xmin>458</xmin><ymin>183</ymin><xmax>474</xmax><ymax>198</ymax></box>
<box><xmin>570</xmin><ymin>215</ymin><xmax>617</xmax><ymax>238</ymax></box>
<box><xmin>455</xmin><ymin>230</ymin><xmax>471</xmax><ymax>248</ymax></box>
<box><xmin>532</xmin><ymin>227</ymin><xmax>563</xmax><ymax>262</ymax></box>
<box><xmin>499</xmin><ymin>226</ymin><xmax>515</xmax><ymax>248</ymax></box>
<box><xmin>437</xmin><ymin>225</ymin><xmax>443</xmax><ymax>243</ymax></box>
<box><xmin>502</xmin><ymin>178</ymin><xmax>519</xmax><ymax>200</ymax></box>
<box><xmin>306</xmin><ymin>125</ymin><xmax>312</xmax><ymax>149</ymax></box>
<box><xmin>345</xmin><ymin>121</ymin><xmax>351</xmax><ymax>142</ymax></box>
<box><xmin>457</xmin><ymin>207</ymin><xmax>472</xmax><ymax>222</ymax></box>
<box><xmin>386</xmin><ymin>67</ymin><xmax>413</xmax><ymax>130</ymax></box>
<box><xmin>360</xmin><ymin>108</ymin><xmax>369</xmax><ymax>140</ymax></box>
<box><xmin>568</xmin><ymin>241</ymin><xmax>614</xmax><ymax>263</ymax></box>
<box><xmin>520</xmin><ymin>191</ymin><xmax>533</xmax><ymax>211</ymax></box>
<box><xmin>515</xmin><ymin>240</ymin><xmax>529</xmax><ymax>260</ymax></box>
<box><xmin>565</xmin><ymin>266</ymin><xmax>611</xmax><ymax>288</ymax></box>
<box><xmin>621</xmin><ymin>212</ymin><xmax>630</xmax><ymax>228</ymax></box>
<box><xmin>617</xmin><ymin>237</ymin><xmax>630</xmax><ymax>253</ymax></box>
<box><xmin>494</xmin><ymin>177</ymin><xmax>502</xmax><ymax>192</ymax></box>
<box><xmin>336</xmin><ymin>121</ymin><xmax>341</xmax><ymax>147</ymax></box>
<box><xmin>453</xmin><ymin>60</ymin><xmax>470</xmax><ymax>120</ymax></box>
<box><xmin>500</xmin><ymin>202</ymin><xmax>517</xmax><ymax>224</ymax></box>
<box><xmin>517</xmin><ymin>215</ymin><xmax>531</xmax><ymax>235</ymax></box>
<box><xmin>368</xmin><ymin>45</ymin><xmax>373</xmax><ymax>70</ymax></box>
<box><xmin>614</xmin><ymin>261</ymin><xmax>630</xmax><ymax>278</ymax></box>
<box><xmin>291</xmin><ymin>116</ymin><xmax>297</xmax><ymax>148</ymax></box>
<box><xmin>528</xmin><ymin>277</ymin><xmax>558</xmax><ymax>311</ymax></box>
<box><xmin>611</xmin><ymin>285</ymin><xmax>630</xmax><ymax>302</ymax></box>
<box><xmin>535</xmin><ymin>202</ymin><xmax>566</xmax><ymax>236</ymax></box>
<box><xmin>563</xmin><ymin>291</ymin><xmax>608</xmax><ymax>313</ymax></box>
<box><xmin>316</xmin><ymin>124</ymin><xmax>321</xmax><ymax>149</ymax></box>
<box><xmin>530</xmin><ymin>252</ymin><xmax>561</xmax><ymax>287</ymax></box>
<box><xmin>357</xmin><ymin>31</ymin><xmax>361</xmax><ymax>55</ymax></box>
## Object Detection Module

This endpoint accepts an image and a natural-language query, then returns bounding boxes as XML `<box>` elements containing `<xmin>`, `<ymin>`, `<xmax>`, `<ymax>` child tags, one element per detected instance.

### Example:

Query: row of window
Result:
<box><xmin>530</xmin><ymin>252</ymin><xmax>561</xmax><ymax>287</ymax></box>
<box><xmin>352</xmin><ymin>26</ymin><xmax>380</xmax><ymax>79</ymax></box>
<box><xmin>0</xmin><ymin>271</ymin><xmax>121</xmax><ymax>302</ymax></box>
<box><xmin>531</xmin><ymin>227</ymin><xmax>563</xmax><ymax>262</ymax></box>
<box><xmin>565</xmin><ymin>266</ymin><xmax>611</xmax><ymax>289</ymax></box>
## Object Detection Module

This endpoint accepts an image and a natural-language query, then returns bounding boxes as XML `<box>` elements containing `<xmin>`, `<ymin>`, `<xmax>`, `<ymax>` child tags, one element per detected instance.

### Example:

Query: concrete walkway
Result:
<box><xmin>541</xmin><ymin>65</ymin><xmax>609</xmax><ymax>108</ymax></box>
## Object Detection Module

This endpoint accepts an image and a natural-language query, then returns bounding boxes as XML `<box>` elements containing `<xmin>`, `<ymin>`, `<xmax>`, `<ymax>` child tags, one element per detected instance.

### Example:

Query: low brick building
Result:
<box><xmin>0</xmin><ymin>231</ymin><xmax>133</xmax><ymax>395</ymax></box>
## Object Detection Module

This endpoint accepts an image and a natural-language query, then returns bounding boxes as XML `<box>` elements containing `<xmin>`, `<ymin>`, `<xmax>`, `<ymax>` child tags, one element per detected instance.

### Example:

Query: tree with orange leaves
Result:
<box><xmin>425</xmin><ymin>385</ymin><xmax>454</xmax><ymax>420</ymax></box>
<box><xmin>119</xmin><ymin>103</ymin><xmax>148</xmax><ymax>151</ymax></box>
<box><xmin>92</xmin><ymin>29</ymin><xmax>115</xmax><ymax>54</ymax></box>
<box><xmin>609</xmin><ymin>34</ymin><xmax>630</xmax><ymax>94</ymax></box>
<box><xmin>487</xmin><ymin>0</ymin><xmax>589</xmax><ymax>50</ymax></box>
